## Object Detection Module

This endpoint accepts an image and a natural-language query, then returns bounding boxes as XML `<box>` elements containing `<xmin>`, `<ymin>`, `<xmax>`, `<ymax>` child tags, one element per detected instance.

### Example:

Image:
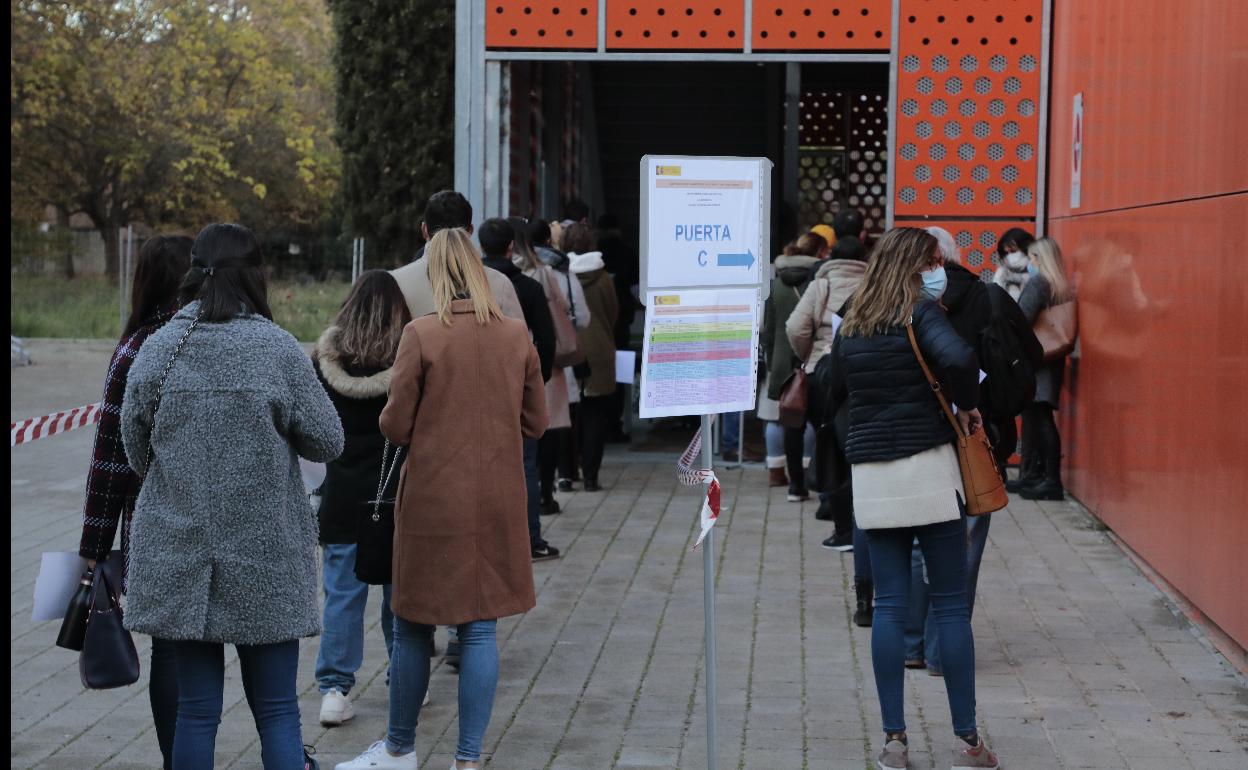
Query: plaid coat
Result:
<box><xmin>78</xmin><ymin>309</ymin><xmax>176</xmax><ymax>569</ymax></box>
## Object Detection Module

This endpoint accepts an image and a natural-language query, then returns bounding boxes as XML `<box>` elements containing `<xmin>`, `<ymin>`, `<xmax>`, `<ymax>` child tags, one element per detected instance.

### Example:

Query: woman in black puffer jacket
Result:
<box><xmin>311</xmin><ymin>270</ymin><xmax>410</xmax><ymax>727</ymax></box>
<box><xmin>828</xmin><ymin>228</ymin><xmax>1001</xmax><ymax>770</ymax></box>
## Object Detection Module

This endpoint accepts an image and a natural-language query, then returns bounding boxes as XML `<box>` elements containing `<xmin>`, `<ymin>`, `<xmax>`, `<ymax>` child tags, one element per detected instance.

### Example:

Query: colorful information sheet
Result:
<box><xmin>639</xmin><ymin>288</ymin><xmax>760</xmax><ymax>418</ymax></box>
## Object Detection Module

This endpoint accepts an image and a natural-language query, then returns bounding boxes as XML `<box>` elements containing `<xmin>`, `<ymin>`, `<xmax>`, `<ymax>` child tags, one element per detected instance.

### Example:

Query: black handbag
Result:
<box><xmin>80</xmin><ymin>567</ymin><xmax>140</xmax><ymax>689</ymax></box>
<box><xmin>354</xmin><ymin>440</ymin><xmax>404</xmax><ymax>585</ymax></box>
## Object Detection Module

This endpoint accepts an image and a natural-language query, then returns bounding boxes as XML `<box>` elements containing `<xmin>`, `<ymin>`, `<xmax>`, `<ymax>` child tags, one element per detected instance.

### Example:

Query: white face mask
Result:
<box><xmin>919</xmin><ymin>265</ymin><xmax>948</xmax><ymax>301</ymax></box>
<box><xmin>1005</xmin><ymin>251</ymin><xmax>1030</xmax><ymax>271</ymax></box>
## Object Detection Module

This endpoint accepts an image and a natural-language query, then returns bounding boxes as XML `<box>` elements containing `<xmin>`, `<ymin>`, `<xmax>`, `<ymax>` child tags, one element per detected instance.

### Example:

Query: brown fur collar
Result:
<box><xmin>314</xmin><ymin>327</ymin><xmax>392</xmax><ymax>399</ymax></box>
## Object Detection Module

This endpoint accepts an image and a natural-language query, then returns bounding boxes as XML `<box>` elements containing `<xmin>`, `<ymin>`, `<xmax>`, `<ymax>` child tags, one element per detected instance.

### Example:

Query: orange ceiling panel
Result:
<box><xmin>607</xmin><ymin>1</ymin><xmax>746</xmax><ymax>50</ymax></box>
<box><xmin>893</xmin><ymin>0</ymin><xmax>1045</xmax><ymax>219</ymax></box>
<box><xmin>752</xmin><ymin>0</ymin><xmax>891</xmax><ymax>51</ymax></box>
<box><xmin>486</xmin><ymin>1</ymin><xmax>599</xmax><ymax>50</ymax></box>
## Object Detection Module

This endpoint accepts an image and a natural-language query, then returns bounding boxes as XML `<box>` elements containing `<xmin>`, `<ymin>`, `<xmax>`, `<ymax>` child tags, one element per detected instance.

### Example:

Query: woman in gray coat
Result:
<box><xmin>122</xmin><ymin>223</ymin><xmax>344</xmax><ymax>769</ymax></box>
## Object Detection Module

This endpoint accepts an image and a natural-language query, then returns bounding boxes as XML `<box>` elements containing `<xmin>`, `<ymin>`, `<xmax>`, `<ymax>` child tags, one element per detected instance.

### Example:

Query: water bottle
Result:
<box><xmin>55</xmin><ymin>567</ymin><xmax>95</xmax><ymax>651</ymax></box>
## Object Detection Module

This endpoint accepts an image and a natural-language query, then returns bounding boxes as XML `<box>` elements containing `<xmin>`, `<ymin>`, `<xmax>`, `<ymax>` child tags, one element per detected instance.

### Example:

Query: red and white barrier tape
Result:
<box><xmin>677</xmin><ymin>431</ymin><xmax>722</xmax><ymax>550</ymax></box>
<box><xmin>11</xmin><ymin>402</ymin><xmax>102</xmax><ymax>447</ymax></box>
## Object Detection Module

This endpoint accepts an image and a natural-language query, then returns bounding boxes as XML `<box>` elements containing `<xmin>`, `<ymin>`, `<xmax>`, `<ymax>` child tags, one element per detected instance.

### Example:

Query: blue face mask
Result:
<box><xmin>1026</xmin><ymin>261</ymin><xmax>1038</xmax><ymax>276</ymax></box>
<box><xmin>919</xmin><ymin>266</ymin><xmax>948</xmax><ymax>301</ymax></box>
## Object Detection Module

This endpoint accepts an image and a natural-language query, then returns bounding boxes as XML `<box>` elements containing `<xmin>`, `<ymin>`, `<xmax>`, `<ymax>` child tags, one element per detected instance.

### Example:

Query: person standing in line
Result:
<box><xmin>390</xmin><ymin>190</ymin><xmax>522</xmax><ymax>321</ymax></box>
<box><xmin>787</xmin><ymin>228</ymin><xmax>868</xmax><ymax>514</ymax></box>
<box><xmin>1016</xmin><ymin>237</ymin><xmax>1075</xmax><ymax>501</ymax></box>
<box><xmin>828</xmin><ymin>227</ymin><xmax>1001</xmax><ymax>770</ymax></box>
<box><xmin>762</xmin><ymin>234</ymin><xmax>822</xmax><ymax>493</ymax></box>
<box><xmin>531</xmin><ymin>217</ymin><xmax>583</xmax><ymax>489</ymax></box>
<box><xmin>596</xmin><ymin>212</ymin><xmax>640</xmax><ymax>443</ymax></box>
<box><xmin>478</xmin><ymin>217</ymin><xmax>560</xmax><ymax>562</ymax></box>
<box><xmin>121</xmin><ymin>223</ymin><xmax>344</xmax><ymax>769</ymax></box>
<box><xmin>565</xmin><ymin>223</ymin><xmax>618</xmax><ymax>493</ymax></box>
<box><xmin>313</xmin><ymin>271</ymin><xmax>412</xmax><ymax>727</ymax></box>
<box><xmin>78</xmin><ymin>234</ymin><xmax>191</xmax><ymax>770</ymax></box>
<box><xmin>337</xmin><ymin>228</ymin><xmax>547</xmax><ymax>770</ymax></box>
<box><xmin>991</xmin><ymin>227</ymin><xmax>1036</xmax><ymax>302</ymax></box>
<box><xmin>511</xmin><ymin>217</ymin><xmax>591</xmax><ymax>515</ymax></box>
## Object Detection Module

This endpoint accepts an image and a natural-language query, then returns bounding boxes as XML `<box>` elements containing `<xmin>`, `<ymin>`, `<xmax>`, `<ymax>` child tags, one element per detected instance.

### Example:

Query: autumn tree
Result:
<box><xmin>11</xmin><ymin>1</ymin><xmax>339</xmax><ymax>276</ymax></box>
<box><xmin>330</xmin><ymin>0</ymin><xmax>455</xmax><ymax>263</ymax></box>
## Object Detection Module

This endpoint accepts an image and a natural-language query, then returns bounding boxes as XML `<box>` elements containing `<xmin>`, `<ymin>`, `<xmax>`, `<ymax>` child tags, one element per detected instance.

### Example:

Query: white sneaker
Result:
<box><xmin>334</xmin><ymin>741</ymin><xmax>418</xmax><ymax>770</ymax></box>
<box><xmin>319</xmin><ymin>688</ymin><xmax>355</xmax><ymax>726</ymax></box>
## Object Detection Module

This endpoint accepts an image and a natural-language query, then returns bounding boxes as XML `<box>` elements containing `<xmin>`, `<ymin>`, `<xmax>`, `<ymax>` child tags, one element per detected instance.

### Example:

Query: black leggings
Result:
<box><xmin>579</xmin><ymin>395</ymin><xmax>612</xmax><ymax>483</ymax></box>
<box><xmin>539</xmin><ymin>428</ymin><xmax>565</xmax><ymax>501</ymax></box>
<box><xmin>1022</xmin><ymin>403</ymin><xmax>1062</xmax><ymax>483</ymax></box>
<box><xmin>151</xmin><ymin>636</ymin><xmax>179</xmax><ymax>769</ymax></box>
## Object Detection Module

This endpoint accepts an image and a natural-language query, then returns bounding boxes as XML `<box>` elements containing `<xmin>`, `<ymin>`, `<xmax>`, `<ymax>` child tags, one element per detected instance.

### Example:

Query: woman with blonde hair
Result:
<box><xmin>828</xmin><ymin>227</ymin><xmax>1000</xmax><ymax>770</ymax></box>
<box><xmin>1016</xmin><ymin>237</ymin><xmax>1074</xmax><ymax>500</ymax></box>
<box><xmin>337</xmin><ymin>228</ymin><xmax>548</xmax><ymax>770</ymax></box>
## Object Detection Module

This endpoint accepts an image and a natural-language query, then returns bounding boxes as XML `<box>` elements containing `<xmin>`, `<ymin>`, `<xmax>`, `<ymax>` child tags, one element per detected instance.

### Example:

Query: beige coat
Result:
<box><xmin>391</xmin><ymin>255</ymin><xmax>522</xmax><ymax>321</ymax></box>
<box><xmin>380</xmin><ymin>301</ymin><xmax>548</xmax><ymax>625</ymax></box>
<box><xmin>785</xmin><ymin>259</ymin><xmax>867</xmax><ymax>373</ymax></box>
<box><xmin>523</xmin><ymin>264</ymin><xmax>590</xmax><ymax>430</ymax></box>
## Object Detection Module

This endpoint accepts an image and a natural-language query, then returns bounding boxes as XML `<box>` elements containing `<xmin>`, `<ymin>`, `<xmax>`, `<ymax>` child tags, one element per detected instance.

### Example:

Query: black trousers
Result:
<box><xmin>1021</xmin><ymin>403</ymin><xmax>1062</xmax><ymax>483</ymax></box>
<box><xmin>579</xmin><ymin>395</ymin><xmax>612</xmax><ymax>483</ymax></box>
<box><xmin>539</xmin><ymin>427</ymin><xmax>564</xmax><ymax>501</ymax></box>
<box><xmin>784</xmin><ymin>425</ymin><xmax>807</xmax><ymax>493</ymax></box>
<box><xmin>557</xmin><ymin>404</ymin><xmax>581</xmax><ymax>481</ymax></box>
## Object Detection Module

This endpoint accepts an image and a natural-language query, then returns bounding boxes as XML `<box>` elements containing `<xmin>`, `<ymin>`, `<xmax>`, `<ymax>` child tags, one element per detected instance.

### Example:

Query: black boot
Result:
<box><xmin>854</xmin><ymin>579</ymin><xmax>874</xmax><ymax>628</ymax></box>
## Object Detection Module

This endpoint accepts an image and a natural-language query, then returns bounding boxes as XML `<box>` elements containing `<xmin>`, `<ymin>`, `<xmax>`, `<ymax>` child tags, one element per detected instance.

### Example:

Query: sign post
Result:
<box><xmin>639</xmin><ymin>155</ymin><xmax>772</xmax><ymax>770</ymax></box>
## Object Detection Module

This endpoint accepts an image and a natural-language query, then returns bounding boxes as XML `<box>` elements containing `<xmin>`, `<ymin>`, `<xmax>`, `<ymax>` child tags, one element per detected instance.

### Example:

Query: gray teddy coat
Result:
<box><xmin>120</xmin><ymin>303</ymin><xmax>344</xmax><ymax>645</ymax></box>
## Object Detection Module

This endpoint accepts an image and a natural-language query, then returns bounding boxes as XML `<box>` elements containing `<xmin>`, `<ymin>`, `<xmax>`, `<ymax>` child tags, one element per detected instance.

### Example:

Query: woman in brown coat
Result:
<box><xmin>338</xmin><ymin>228</ymin><xmax>547</xmax><ymax>770</ymax></box>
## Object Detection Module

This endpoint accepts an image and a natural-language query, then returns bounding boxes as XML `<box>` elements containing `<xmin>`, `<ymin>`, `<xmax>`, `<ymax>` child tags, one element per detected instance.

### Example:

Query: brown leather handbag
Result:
<box><xmin>1034</xmin><ymin>299</ymin><xmax>1077</xmax><ymax>362</ymax></box>
<box><xmin>777</xmin><ymin>367</ymin><xmax>808</xmax><ymax>428</ymax></box>
<box><xmin>905</xmin><ymin>324</ymin><xmax>1009</xmax><ymax>517</ymax></box>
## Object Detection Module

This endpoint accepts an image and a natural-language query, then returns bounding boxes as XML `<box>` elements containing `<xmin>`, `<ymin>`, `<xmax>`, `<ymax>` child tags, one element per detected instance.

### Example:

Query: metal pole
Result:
<box><xmin>700</xmin><ymin>413</ymin><xmax>718</xmax><ymax>770</ymax></box>
<box><xmin>118</xmin><ymin>228</ymin><xmax>125</xmax><ymax>331</ymax></box>
<box><xmin>738</xmin><ymin>411</ymin><xmax>745</xmax><ymax>465</ymax></box>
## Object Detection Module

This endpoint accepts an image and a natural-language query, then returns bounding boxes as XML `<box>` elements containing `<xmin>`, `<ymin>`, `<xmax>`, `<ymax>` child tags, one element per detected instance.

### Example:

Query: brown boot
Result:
<box><xmin>768</xmin><ymin>468</ymin><xmax>789</xmax><ymax>487</ymax></box>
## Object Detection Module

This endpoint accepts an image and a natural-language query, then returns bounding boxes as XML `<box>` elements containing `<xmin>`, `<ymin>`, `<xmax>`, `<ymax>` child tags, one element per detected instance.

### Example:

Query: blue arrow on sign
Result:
<box><xmin>717</xmin><ymin>249</ymin><xmax>755</xmax><ymax>268</ymax></box>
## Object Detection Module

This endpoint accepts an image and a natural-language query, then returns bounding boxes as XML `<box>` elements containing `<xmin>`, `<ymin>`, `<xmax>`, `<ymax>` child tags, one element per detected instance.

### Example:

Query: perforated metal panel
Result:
<box><xmin>918</xmin><ymin>220</ymin><xmax>1035</xmax><ymax>280</ymax></box>
<box><xmin>607</xmin><ymin>1</ymin><xmax>744</xmax><ymax>49</ymax></box>
<box><xmin>752</xmin><ymin>0</ymin><xmax>891</xmax><ymax>50</ymax></box>
<box><xmin>798</xmin><ymin>86</ymin><xmax>888</xmax><ymax>237</ymax></box>
<box><xmin>486</xmin><ymin>1</ymin><xmax>599</xmax><ymax>49</ymax></box>
<box><xmin>893</xmin><ymin>1</ymin><xmax>1044</xmax><ymax>218</ymax></box>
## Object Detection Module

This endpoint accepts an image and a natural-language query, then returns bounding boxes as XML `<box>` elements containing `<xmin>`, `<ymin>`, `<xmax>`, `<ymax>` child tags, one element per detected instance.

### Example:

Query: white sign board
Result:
<box><xmin>638</xmin><ymin>288</ymin><xmax>760</xmax><ymax>418</ymax></box>
<box><xmin>641</xmin><ymin>156</ymin><xmax>771</xmax><ymax>296</ymax></box>
<box><xmin>1071</xmin><ymin>93</ymin><xmax>1083</xmax><ymax>209</ymax></box>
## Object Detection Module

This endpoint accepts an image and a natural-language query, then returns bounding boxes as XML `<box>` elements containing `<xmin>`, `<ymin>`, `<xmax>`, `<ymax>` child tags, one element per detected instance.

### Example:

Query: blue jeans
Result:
<box><xmin>524</xmin><ymin>438</ymin><xmax>542</xmax><ymax>546</ymax></box>
<box><xmin>915</xmin><ymin>513</ymin><xmax>992</xmax><ymax>672</ymax></box>
<box><xmin>720</xmin><ymin>412</ymin><xmax>741</xmax><ymax>453</ymax></box>
<box><xmin>173</xmin><ymin>639</ymin><xmax>303</xmax><ymax>769</ymax></box>
<box><xmin>316</xmin><ymin>543</ymin><xmax>394</xmax><ymax>694</ymax></box>
<box><xmin>387</xmin><ymin>617</ymin><xmax>499</xmax><ymax>762</ymax></box>
<box><xmin>150</xmin><ymin>638</ymin><xmax>178</xmax><ymax>770</ymax></box>
<box><xmin>865</xmin><ymin>515</ymin><xmax>977</xmax><ymax>737</ymax></box>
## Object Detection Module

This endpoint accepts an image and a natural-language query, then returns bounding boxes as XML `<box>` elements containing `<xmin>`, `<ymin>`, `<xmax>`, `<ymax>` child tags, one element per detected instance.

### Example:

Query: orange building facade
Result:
<box><xmin>457</xmin><ymin>0</ymin><xmax>1247</xmax><ymax>649</ymax></box>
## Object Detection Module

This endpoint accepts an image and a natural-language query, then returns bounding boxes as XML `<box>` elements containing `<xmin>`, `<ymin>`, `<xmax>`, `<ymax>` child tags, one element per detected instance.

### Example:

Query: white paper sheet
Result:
<box><xmin>32</xmin><ymin>551</ymin><xmax>88</xmax><ymax>622</ymax></box>
<box><xmin>300</xmin><ymin>458</ymin><xmax>326</xmax><ymax>494</ymax></box>
<box><xmin>615</xmin><ymin>350</ymin><xmax>637</xmax><ymax>384</ymax></box>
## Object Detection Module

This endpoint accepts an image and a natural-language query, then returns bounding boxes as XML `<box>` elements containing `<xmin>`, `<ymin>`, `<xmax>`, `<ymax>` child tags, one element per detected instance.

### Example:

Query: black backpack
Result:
<box><xmin>979</xmin><ymin>286</ymin><xmax>1040</xmax><ymax>418</ymax></box>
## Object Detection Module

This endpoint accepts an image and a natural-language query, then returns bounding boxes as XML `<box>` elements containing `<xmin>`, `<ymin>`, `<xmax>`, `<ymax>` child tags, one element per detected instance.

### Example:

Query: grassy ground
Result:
<box><xmin>11</xmin><ymin>274</ymin><xmax>350</xmax><ymax>342</ymax></box>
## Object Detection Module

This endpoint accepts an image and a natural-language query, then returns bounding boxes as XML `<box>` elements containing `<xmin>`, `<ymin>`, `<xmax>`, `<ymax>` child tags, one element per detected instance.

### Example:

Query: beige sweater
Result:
<box><xmin>785</xmin><ymin>259</ymin><xmax>867</xmax><ymax>373</ymax></box>
<box><xmin>852</xmin><ymin>443</ymin><xmax>964</xmax><ymax>530</ymax></box>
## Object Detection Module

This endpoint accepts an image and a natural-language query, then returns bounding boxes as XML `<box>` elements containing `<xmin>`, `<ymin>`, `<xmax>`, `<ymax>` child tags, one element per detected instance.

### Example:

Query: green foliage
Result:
<box><xmin>11</xmin><ymin>1</ymin><xmax>340</xmax><ymax>272</ymax></box>
<box><xmin>11</xmin><ymin>274</ymin><xmax>351</xmax><ymax>342</ymax></box>
<box><xmin>330</xmin><ymin>0</ymin><xmax>455</xmax><ymax>264</ymax></box>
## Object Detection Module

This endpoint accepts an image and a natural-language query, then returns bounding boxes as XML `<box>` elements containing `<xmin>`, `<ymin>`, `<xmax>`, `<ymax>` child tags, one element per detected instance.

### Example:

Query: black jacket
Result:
<box><xmin>831</xmin><ymin>299</ymin><xmax>979</xmax><ymax>464</ymax></box>
<box><xmin>942</xmin><ymin>262</ymin><xmax>991</xmax><ymax>362</ymax></box>
<box><xmin>313</xmin><ymin>336</ymin><xmax>397</xmax><ymax>545</ymax></box>
<box><xmin>483</xmin><ymin>256</ymin><xmax>556</xmax><ymax>382</ymax></box>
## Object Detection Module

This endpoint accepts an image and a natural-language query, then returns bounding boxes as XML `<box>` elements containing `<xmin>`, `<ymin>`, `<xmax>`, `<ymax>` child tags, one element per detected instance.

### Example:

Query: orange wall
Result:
<box><xmin>1047</xmin><ymin>0</ymin><xmax>1248</xmax><ymax>647</ymax></box>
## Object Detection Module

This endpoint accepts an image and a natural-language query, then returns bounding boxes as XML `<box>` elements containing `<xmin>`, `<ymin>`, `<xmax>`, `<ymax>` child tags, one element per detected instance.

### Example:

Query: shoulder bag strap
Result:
<box><xmin>142</xmin><ymin>315</ymin><xmax>199</xmax><ymax>479</ymax></box>
<box><xmin>904</xmin><ymin>321</ymin><xmax>965</xmax><ymax>439</ymax></box>
<box><xmin>566</xmin><ymin>271</ymin><xmax>576</xmax><ymax>320</ymax></box>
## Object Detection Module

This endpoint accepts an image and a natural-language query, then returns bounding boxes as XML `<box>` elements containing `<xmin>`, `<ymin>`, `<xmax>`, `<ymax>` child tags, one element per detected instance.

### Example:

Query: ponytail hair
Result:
<box><xmin>179</xmin><ymin>223</ymin><xmax>273</xmax><ymax>322</ymax></box>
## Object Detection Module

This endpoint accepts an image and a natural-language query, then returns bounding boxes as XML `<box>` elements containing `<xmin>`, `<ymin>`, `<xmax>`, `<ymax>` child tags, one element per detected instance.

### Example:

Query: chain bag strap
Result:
<box><xmin>355</xmin><ymin>438</ymin><xmax>404</xmax><ymax>585</ymax></box>
<box><xmin>140</xmin><ymin>315</ymin><xmax>199</xmax><ymax>479</ymax></box>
